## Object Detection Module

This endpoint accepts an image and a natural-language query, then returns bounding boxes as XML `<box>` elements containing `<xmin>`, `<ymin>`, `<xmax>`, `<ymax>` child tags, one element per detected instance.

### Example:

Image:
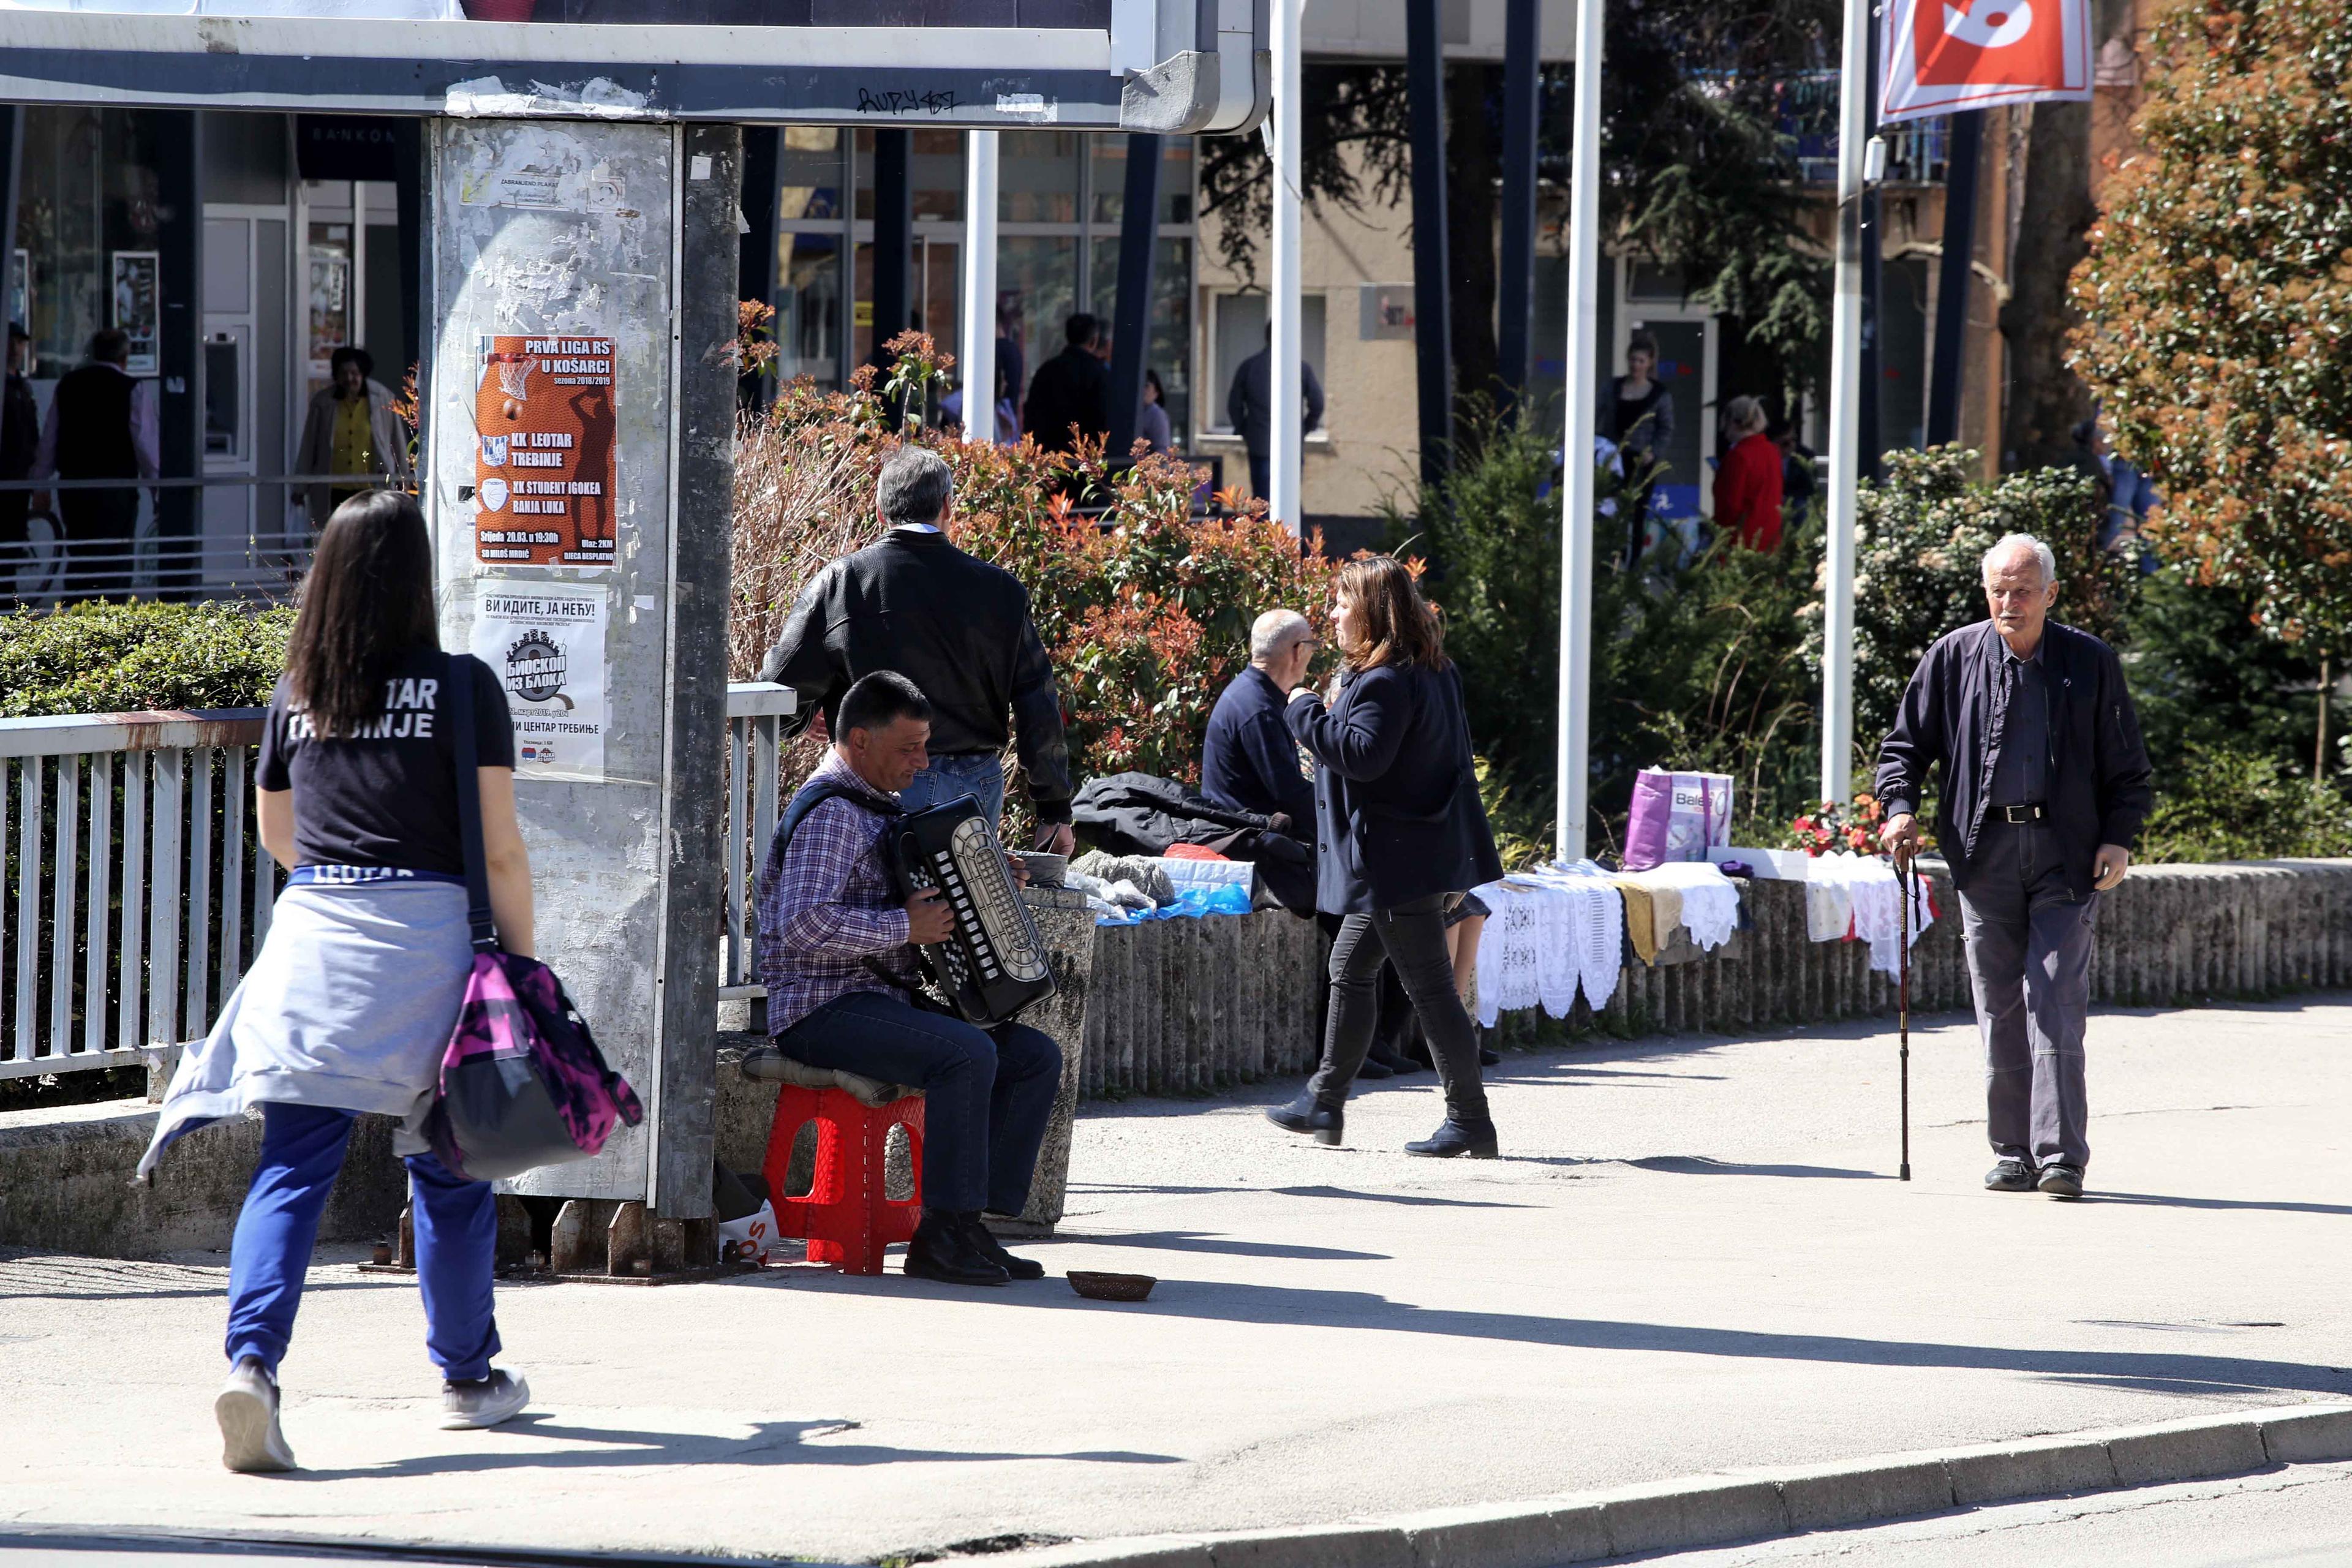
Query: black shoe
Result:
<box><xmin>903</xmin><ymin>1214</ymin><xmax>1009</xmax><ymax>1286</ymax></box>
<box><xmin>1265</xmin><ymin>1091</ymin><xmax>1344</xmax><ymax>1146</ymax></box>
<box><xmin>1479</xmin><ymin>1046</ymin><xmax>1502</xmax><ymax>1068</ymax></box>
<box><xmin>1985</xmin><ymin>1159</ymin><xmax>2035</xmax><ymax>1193</ymax></box>
<box><xmin>961</xmin><ymin>1215</ymin><xmax>1046</xmax><ymax>1281</ymax></box>
<box><xmin>1366</xmin><ymin>1044</ymin><xmax>1425</xmax><ymax>1076</ymax></box>
<box><xmin>1404</xmin><ymin>1118</ymin><xmax>1499</xmax><ymax>1159</ymax></box>
<box><xmin>2038</xmin><ymin>1164</ymin><xmax>2084</xmax><ymax>1199</ymax></box>
<box><xmin>1353</xmin><ymin>1056</ymin><xmax>1393</xmax><ymax>1081</ymax></box>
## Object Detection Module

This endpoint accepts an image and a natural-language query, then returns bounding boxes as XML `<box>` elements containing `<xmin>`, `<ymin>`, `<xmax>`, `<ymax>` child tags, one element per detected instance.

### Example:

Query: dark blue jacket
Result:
<box><xmin>1875</xmin><ymin>619</ymin><xmax>2154</xmax><ymax>901</ymax></box>
<box><xmin>1287</xmin><ymin>661</ymin><xmax>1502</xmax><ymax>915</ymax></box>
<box><xmin>1202</xmin><ymin>665</ymin><xmax>1316</xmax><ymax>830</ymax></box>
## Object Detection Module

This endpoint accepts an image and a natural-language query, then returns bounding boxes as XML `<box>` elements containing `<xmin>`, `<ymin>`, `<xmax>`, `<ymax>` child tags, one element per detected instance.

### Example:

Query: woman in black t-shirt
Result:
<box><xmin>141</xmin><ymin>491</ymin><xmax>537</xmax><ymax>1472</ymax></box>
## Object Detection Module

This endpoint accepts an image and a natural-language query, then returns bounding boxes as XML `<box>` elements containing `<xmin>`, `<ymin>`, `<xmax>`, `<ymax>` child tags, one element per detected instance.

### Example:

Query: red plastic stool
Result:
<box><xmin>761</xmin><ymin>1084</ymin><xmax>924</xmax><ymax>1275</ymax></box>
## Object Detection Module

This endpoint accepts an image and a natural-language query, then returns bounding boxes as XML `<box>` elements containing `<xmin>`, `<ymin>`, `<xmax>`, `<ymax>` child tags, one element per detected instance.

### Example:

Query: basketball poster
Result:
<box><xmin>473</xmin><ymin>333</ymin><xmax>619</xmax><ymax>568</ymax></box>
<box><xmin>470</xmin><ymin>583</ymin><xmax>609</xmax><ymax>781</ymax></box>
<box><xmin>1881</xmin><ymin>0</ymin><xmax>2090</xmax><ymax>121</ymax></box>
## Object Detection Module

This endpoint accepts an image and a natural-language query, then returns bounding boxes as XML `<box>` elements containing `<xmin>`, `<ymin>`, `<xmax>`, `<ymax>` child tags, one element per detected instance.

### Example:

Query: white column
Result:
<box><xmin>1268</xmin><ymin>0</ymin><xmax>1303</xmax><ymax>533</ymax></box>
<box><xmin>1820</xmin><ymin>0</ymin><xmax>1871</xmax><ymax>804</ymax></box>
<box><xmin>1555</xmin><ymin>0</ymin><xmax>1603</xmax><ymax>862</ymax></box>
<box><xmin>959</xmin><ymin>130</ymin><xmax>1000</xmax><ymax>446</ymax></box>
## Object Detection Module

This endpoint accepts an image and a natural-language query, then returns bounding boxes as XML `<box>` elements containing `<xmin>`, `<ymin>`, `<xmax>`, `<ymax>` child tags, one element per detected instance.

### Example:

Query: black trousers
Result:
<box><xmin>1309</xmin><ymin>895</ymin><xmax>1488</xmax><ymax>1121</ymax></box>
<box><xmin>61</xmin><ymin>486</ymin><xmax>139</xmax><ymax>599</ymax></box>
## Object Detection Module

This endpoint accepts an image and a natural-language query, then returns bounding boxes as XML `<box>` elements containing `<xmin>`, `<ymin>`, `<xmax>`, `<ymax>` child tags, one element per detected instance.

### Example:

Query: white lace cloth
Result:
<box><xmin>1469</xmin><ymin>861</ymin><xmax>1626</xmax><ymax>1026</ymax></box>
<box><xmin>1800</xmin><ymin>853</ymin><xmax>1934</xmax><ymax>976</ymax></box>
<box><xmin>1613</xmin><ymin>860</ymin><xmax>1741</xmax><ymax>952</ymax></box>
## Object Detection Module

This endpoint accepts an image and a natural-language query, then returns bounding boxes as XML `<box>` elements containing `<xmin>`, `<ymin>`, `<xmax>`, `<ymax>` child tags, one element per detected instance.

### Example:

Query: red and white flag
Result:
<box><xmin>1880</xmin><ymin>0</ymin><xmax>2092</xmax><ymax>122</ymax></box>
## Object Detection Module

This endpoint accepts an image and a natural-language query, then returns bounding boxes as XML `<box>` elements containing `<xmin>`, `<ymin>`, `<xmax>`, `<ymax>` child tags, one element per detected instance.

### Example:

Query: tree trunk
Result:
<box><xmin>1447</xmin><ymin>62</ymin><xmax>1502</xmax><ymax>424</ymax></box>
<box><xmin>1997</xmin><ymin>99</ymin><xmax>2098</xmax><ymax>472</ymax></box>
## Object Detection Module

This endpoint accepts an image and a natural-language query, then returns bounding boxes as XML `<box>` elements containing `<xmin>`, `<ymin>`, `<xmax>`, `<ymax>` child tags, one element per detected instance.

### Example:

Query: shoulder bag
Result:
<box><xmin>420</xmin><ymin>654</ymin><xmax>644</xmax><ymax>1183</ymax></box>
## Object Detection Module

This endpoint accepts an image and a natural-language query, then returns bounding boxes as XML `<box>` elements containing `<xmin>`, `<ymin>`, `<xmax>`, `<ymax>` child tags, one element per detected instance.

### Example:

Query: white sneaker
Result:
<box><xmin>440</xmin><ymin>1368</ymin><xmax>530</xmax><ymax>1431</ymax></box>
<box><xmin>216</xmin><ymin>1357</ymin><xmax>297</xmax><ymax>1473</ymax></box>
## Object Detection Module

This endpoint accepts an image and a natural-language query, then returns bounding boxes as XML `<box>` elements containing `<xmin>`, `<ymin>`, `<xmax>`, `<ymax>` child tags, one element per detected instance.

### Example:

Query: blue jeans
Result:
<box><xmin>777</xmin><ymin>989</ymin><xmax>1061</xmax><ymax>1216</ymax></box>
<box><xmin>225</xmin><ymin>1103</ymin><xmax>501</xmax><ymax>1382</ymax></box>
<box><xmin>898</xmin><ymin>751</ymin><xmax>1006</xmax><ymax>831</ymax></box>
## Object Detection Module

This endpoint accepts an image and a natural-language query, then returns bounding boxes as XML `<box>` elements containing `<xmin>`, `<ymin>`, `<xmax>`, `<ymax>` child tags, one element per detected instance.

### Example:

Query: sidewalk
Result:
<box><xmin>3</xmin><ymin>996</ymin><xmax>2348</xmax><ymax>1565</ymax></box>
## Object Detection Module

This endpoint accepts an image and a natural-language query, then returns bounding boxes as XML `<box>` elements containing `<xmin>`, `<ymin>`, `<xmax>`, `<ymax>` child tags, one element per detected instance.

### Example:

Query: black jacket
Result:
<box><xmin>1225</xmin><ymin>346</ymin><xmax>1325</xmax><ymax>457</ymax></box>
<box><xmin>1201</xmin><ymin>665</ymin><xmax>1316</xmax><ymax>831</ymax></box>
<box><xmin>1022</xmin><ymin>345</ymin><xmax>1109</xmax><ymax>455</ymax></box>
<box><xmin>758</xmin><ymin>528</ymin><xmax>1075</xmax><ymax>823</ymax></box>
<box><xmin>1070</xmin><ymin>771</ymin><xmax>1316</xmax><ymax>913</ymax></box>
<box><xmin>1287</xmin><ymin>662</ymin><xmax>1502</xmax><ymax>915</ymax></box>
<box><xmin>1875</xmin><ymin>619</ymin><xmax>2154</xmax><ymax>900</ymax></box>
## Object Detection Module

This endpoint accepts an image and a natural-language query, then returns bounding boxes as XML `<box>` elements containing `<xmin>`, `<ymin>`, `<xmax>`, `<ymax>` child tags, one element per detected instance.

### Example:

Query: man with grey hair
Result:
<box><xmin>1201</xmin><ymin>607</ymin><xmax>1318</xmax><ymax>829</ymax></box>
<box><xmin>760</xmin><ymin>446</ymin><xmax>1076</xmax><ymax>852</ymax></box>
<box><xmin>1876</xmin><ymin>532</ymin><xmax>2152</xmax><ymax>1199</ymax></box>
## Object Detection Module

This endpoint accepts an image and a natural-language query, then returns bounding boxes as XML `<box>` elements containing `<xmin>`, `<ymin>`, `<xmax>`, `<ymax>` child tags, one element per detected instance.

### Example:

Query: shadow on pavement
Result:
<box><xmin>2083</xmin><ymin>1191</ymin><xmax>2352</xmax><ymax>1218</ymax></box>
<box><xmin>1038</xmin><ymin>1229</ymin><xmax>1390</xmax><ymax>1262</ymax></box>
<box><xmin>1626</xmin><ymin>1156</ymin><xmax>1888</xmax><ymax>1180</ymax></box>
<box><xmin>282</xmin><ymin>1415</ymin><xmax>1180</xmax><ymax>1481</ymax></box>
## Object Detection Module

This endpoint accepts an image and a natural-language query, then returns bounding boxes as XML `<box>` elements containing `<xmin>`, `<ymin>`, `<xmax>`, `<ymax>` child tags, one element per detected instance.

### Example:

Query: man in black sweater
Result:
<box><xmin>1021</xmin><ymin>313</ymin><xmax>1110</xmax><ymax>456</ymax></box>
<box><xmin>759</xmin><ymin>447</ymin><xmax>1077</xmax><ymax>854</ymax></box>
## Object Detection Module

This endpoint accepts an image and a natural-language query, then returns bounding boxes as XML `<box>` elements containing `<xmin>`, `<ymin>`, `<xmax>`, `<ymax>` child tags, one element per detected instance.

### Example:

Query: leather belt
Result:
<box><xmin>1991</xmin><ymin>803</ymin><xmax>2048</xmax><ymax>824</ymax></box>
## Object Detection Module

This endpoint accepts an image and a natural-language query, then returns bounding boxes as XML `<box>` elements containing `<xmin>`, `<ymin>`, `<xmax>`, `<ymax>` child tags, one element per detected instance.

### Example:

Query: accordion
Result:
<box><xmin>883</xmin><ymin>798</ymin><xmax>1057</xmax><ymax>1027</ymax></box>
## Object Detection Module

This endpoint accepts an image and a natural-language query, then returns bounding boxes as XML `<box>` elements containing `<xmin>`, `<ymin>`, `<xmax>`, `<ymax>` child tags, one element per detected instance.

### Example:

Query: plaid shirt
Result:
<box><xmin>755</xmin><ymin>752</ymin><xmax>922</xmax><ymax>1032</ymax></box>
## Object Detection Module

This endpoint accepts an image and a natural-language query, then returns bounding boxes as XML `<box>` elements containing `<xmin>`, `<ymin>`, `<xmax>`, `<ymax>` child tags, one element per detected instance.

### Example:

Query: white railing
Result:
<box><xmin>0</xmin><ymin>709</ymin><xmax>275</xmax><ymax>1080</ymax></box>
<box><xmin>0</xmin><ymin>684</ymin><xmax>800</xmax><ymax>1077</ymax></box>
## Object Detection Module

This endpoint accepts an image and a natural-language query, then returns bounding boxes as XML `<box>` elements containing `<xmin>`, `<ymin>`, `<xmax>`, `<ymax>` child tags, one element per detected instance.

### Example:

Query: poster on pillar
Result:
<box><xmin>470</xmin><ymin>584</ymin><xmax>609</xmax><ymax>782</ymax></box>
<box><xmin>1881</xmin><ymin>0</ymin><xmax>2092</xmax><ymax>121</ymax></box>
<box><xmin>473</xmin><ymin>334</ymin><xmax>619</xmax><ymax>568</ymax></box>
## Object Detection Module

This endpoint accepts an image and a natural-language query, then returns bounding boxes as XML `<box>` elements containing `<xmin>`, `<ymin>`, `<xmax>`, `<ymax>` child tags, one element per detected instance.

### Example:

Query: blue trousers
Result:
<box><xmin>225</xmin><ymin>1102</ymin><xmax>501</xmax><ymax>1383</ymax></box>
<box><xmin>777</xmin><ymin>989</ymin><xmax>1061</xmax><ymax>1216</ymax></box>
<box><xmin>897</xmin><ymin>750</ymin><xmax>1007</xmax><ymax>832</ymax></box>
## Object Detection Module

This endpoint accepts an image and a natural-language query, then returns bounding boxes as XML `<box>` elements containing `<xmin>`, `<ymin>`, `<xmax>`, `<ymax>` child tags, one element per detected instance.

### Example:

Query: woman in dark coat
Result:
<box><xmin>1268</xmin><ymin>556</ymin><xmax>1506</xmax><ymax>1156</ymax></box>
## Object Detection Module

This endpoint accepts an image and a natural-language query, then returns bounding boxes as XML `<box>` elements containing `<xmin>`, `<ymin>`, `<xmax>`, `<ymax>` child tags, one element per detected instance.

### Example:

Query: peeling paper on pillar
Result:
<box><xmin>429</xmin><ymin>118</ymin><xmax>679</xmax><ymax>1200</ymax></box>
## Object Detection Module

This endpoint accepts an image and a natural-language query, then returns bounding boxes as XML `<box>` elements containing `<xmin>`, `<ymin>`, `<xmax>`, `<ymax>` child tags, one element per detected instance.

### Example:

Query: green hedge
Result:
<box><xmin>0</xmin><ymin>600</ymin><xmax>293</xmax><ymax>718</ymax></box>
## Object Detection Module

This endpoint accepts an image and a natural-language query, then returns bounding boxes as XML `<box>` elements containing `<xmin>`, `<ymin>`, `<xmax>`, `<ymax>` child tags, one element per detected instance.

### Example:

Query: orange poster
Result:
<box><xmin>472</xmin><ymin>334</ymin><xmax>619</xmax><ymax>568</ymax></box>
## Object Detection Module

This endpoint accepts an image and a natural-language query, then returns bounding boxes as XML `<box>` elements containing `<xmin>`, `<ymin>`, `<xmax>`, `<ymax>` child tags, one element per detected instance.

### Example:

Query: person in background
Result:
<box><xmin>1713</xmin><ymin>395</ymin><xmax>1785</xmax><ymax>551</ymax></box>
<box><xmin>1</xmin><ymin>324</ymin><xmax>38</xmax><ymax>549</ymax></box>
<box><xmin>1202</xmin><ymin>608</ymin><xmax>1317</xmax><ymax>831</ymax></box>
<box><xmin>1022</xmin><ymin>312</ymin><xmax>1111</xmax><ymax>455</ymax></box>
<box><xmin>747</xmin><ymin>671</ymin><xmax>1059</xmax><ymax>1287</ymax></box>
<box><xmin>1268</xmin><ymin>556</ymin><xmax>1504</xmax><ymax>1156</ymax></box>
<box><xmin>29</xmin><ymin>327</ymin><xmax>157</xmax><ymax>599</ymax></box>
<box><xmin>760</xmin><ymin>447</ymin><xmax>1077</xmax><ymax>856</ymax></box>
<box><xmin>1227</xmin><ymin>323</ymin><xmax>1324</xmax><ymax>504</ymax></box>
<box><xmin>295</xmin><ymin>345</ymin><xmax>412</xmax><ymax>529</ymax></box>
<box><xmin>2076</xmin><ymin>415</ymin><xmax>2160</xmax><ymax>567</ymax></box>
<box><xmin>1605</xmin><ymin>331</ymin><xmax>1674</xmax><ymax>564</ymax></box>
<box><xmin>940</xmin><ymin>362</ymin><xmax>1018</xmax><ymax>447</ymax></box>
<box><xmin>1767</xmin><ymin>415</ymin><xmax>1816</xmax><ymax>529</ymax></box>
<box><xmin>1877</xmin><ymin>533</ymin><xmax>2153</xmax><ymax>1202</ymax></box>
<box><xmin>1138</xmin><ymin>369</ymin><xmax>1174</xmax><ymax>458</ymax></box>
<box><xmin>138</xmin><ymin>490</ymin><xmax>535</xmax><ymax>1472</ymax></box>
<box><xmin>995</xmin><ymin>299</ymin><xmax>1027</xmax><ymax>439</ymax></box>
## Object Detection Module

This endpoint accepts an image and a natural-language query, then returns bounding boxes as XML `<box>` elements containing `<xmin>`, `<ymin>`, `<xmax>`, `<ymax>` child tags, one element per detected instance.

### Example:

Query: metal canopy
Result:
<box><xmin>0</xmin><ymin>4</ymin><xmax>1270</xmax><ymax>132</ymax></box>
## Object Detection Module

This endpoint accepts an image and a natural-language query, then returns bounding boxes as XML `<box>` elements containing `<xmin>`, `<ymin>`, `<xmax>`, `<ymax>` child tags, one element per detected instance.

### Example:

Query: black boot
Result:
<box><xmin>1366</xmin><ymin>1042</ymin><xmax>1426</xmax><ymax>1076</ymax></box>
<box><xmin>961</xmin><ymin>1215</ymin><xmax>1046</xmax><ymax>1280</ymax></box>
<box><xmin>903</xmin><ymin>1212</ymin><xmax>1009</xmax><ymax>1286</ymax></box>
<box><xmin>1352</xmin><ymin>1055</ymin><xmax>1393</xmax><ymax>1081</ymax></box>
<box><xmin>1265</xmin><ymin>1091</ymin><xmax>1344</xmax><ymax>1146</ymax></box>
<box><xmin>1404</xmin><ymin>1116</ymin><xmax>1499</xmax><ymax>1159</ymax></box>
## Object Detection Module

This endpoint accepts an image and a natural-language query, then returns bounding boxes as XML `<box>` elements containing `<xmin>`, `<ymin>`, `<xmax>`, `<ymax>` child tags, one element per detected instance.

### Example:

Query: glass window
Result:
<box><xmin>911</xmin><ymin>129</ymin><xmax>964</xmax><ymax>222</ymax></box>
<box><xmin>17</xmin><ymin>107</ymin><xmax>169</xmax><ymax>381</ymax></box>
<box><xmin>998</xmin><ymin>130</ymin><xmax>1080</xmax><ymax>224</ymax></box>
<box><xmin>778</xmin><ymin>126</ymin><xmax>843</xmax><ymax>222</ymax></box>
<box><xmin>307</xmin><ymin>219</ymin><xmax>353</xmax><ymax>390</ymax></box>
<box><xmin>998</xmin><ymin>235</ymin><xmax>1078</xmax><ymax>412</ymax></box>
<box><xmin>1084</xmin><ymin>235</ymin><xmax>1193</xmax><ymax>443</ymax></box>
<box><xmin>1205</xmin><ymin>292</ymin><xmax>1325</xmax><ymax>435</ymax></box>
<box><xmin>775</xmin><ymin>230</ymin><xmax>843</xmax><ymax>388</ymax></box>
<box><xmin>1088</xmin><ymin>136</ymin><xmax>1196</xmax><ymax>228</ymax></box>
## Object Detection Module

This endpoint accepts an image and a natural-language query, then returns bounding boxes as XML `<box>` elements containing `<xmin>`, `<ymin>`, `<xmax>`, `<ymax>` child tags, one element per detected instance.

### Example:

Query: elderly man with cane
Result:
<box><xmin>1875</xmin><ymin>534</ymin><xmax>2153</xmax><ymax>1200</ymax></box>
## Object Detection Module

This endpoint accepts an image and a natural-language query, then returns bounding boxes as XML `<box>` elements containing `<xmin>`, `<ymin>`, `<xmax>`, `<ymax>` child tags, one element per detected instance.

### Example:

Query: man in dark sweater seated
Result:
<box><xmin>1200</xmin><ymin>609</ymin><xmax>1317</xmax><ymax>834</ymax></box>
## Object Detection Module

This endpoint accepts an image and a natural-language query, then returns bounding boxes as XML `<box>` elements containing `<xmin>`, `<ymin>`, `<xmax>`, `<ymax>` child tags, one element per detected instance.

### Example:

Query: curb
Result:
<box><xmin>982</xmin><ymin>1404</ymin><xmax>2352</xmax><ymax>1568</ymax></box>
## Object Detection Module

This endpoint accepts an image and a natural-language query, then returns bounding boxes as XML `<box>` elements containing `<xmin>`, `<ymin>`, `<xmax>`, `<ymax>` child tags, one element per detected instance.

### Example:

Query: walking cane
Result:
<box><xmin>1896</xmin><ymin>853</ymin><xmax>1914</xmax><ymax>1183</ymax></box>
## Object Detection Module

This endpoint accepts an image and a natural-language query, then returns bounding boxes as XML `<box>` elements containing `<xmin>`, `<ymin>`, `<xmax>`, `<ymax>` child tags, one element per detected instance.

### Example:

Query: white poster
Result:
<box><xmin>471</xmin><ymin>583</ymin><xmax>608</xmax><ymax>781</ymax></box>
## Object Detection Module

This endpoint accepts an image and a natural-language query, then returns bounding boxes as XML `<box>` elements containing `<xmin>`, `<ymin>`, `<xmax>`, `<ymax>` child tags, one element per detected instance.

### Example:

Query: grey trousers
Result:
<box><xmin>1956</xmin><ymin>824</ymin><xmax>2099</xmax><ymax>1170</ymax></box>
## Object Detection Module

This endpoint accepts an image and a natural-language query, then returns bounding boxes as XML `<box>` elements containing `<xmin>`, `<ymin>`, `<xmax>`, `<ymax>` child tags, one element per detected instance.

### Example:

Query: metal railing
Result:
<box><xmin>0</xmin><ymin>683</ymin><xmax>799</xmax><ymax>1076</ymax></box>
<box><xmin>0</xmin><ymin>709</ymin><xmax>274</xmax><ymax>1080</ymax></box>
<box><xmin>720</xmin><ymin>682</ymin><xmax>796</xmax><ymax>1001</ymax></box>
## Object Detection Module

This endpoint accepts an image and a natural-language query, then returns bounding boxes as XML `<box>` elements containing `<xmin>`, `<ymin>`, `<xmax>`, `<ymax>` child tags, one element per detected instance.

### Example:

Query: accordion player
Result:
<box><xmin>884</xmin><ymin>797</ymin><xmax>1057</xmax><ymax>1026</ymax></box>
